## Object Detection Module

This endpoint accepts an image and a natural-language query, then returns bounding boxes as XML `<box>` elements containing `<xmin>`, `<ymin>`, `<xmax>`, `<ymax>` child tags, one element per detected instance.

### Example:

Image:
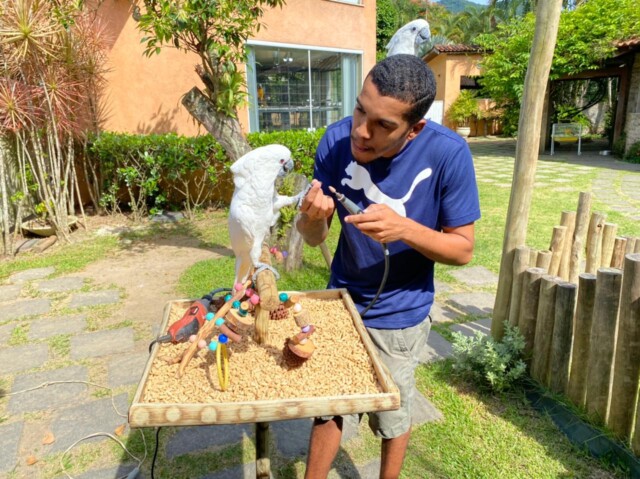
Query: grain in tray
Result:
<box><xmin>142</xmin><ymin>297</ymin><xmax>382</xmax><ymax>404</ymax></box>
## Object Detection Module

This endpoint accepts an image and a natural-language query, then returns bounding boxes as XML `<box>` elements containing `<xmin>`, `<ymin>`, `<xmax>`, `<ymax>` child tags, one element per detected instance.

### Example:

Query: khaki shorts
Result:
<box><xmin>319</xmin><ymin>317</ymin><xmax>432</xmax><ymax>439</ymax></box>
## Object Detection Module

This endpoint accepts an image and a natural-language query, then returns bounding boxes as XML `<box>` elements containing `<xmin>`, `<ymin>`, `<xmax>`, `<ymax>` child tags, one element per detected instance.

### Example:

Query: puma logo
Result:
<box><xmin>341</xmin><ymin>161</ymin><xmax>432</xmax><ymax>217</ymax></box>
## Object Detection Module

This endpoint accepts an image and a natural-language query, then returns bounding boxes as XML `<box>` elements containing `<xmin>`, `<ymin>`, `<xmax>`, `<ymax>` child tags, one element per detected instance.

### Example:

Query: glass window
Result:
<box><xmin>247</xmin><ymin>45</ymin><xmax>361</xmax><ymax>132</ymax></box>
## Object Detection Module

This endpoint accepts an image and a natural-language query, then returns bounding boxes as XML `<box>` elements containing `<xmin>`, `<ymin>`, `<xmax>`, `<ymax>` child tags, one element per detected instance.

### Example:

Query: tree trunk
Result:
<box><xmin>491</xmin><ymin>0</ymin><xmax>564</xmax><ymax>340</ymax></box>
<box><xmin>181</xmin><ymin>87</ymin><xmax>251</xmax><ymax>163</ymax></box>
<box><xmin>0</xmin><ymin>142</ymin><xmax>12</xmax><ymax>256</ymax></box>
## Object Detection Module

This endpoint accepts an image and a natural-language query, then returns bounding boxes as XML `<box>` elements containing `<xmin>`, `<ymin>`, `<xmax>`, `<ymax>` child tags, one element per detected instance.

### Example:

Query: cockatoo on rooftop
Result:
<box><xmin>228</xmin><ymin>145</ymin><xmax>304</xmax><ymax>284</ymax></box>
<box><xmin>386</xmin><ymin>19</ymin><xmax>432</xmax><ymax>57</ymax></box>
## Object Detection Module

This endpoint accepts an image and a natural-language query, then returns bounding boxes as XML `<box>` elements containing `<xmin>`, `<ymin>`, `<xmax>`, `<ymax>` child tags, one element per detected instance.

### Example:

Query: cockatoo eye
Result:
<box><xmin>280</xmin><ymin>159</ymin><xmax>286</xmax><ymax>164</ymax></box>
<box><xmin>411</xmin><ymin>27</ymin><xmax>416</xmax><ymax>31</ymax></box>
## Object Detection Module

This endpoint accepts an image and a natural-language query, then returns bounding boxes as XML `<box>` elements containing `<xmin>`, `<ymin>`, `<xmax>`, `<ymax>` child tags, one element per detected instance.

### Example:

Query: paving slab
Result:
<box><xmin>0</xmin><ymin>298</ymin><xmax>51</xmax><ymax>321</ymax></box>
<box><xmin>447</xmin><ymin>292</ymin><xmax>495</xmax><ymax>317</ymax></box>
<box><xmin>0</xmin><ymin>421</ymin><xmax>23</xmax><ymax>474</ymax></box>
<box><xmin>412</xmin><ymin>388</ymin><xmax>443</xmax><ymax>425</ymax></box>
<box><xmin>450</xmin><ymin>266</ymin><xmax>498</xmax><ymax>287</ymax></box>
<box><xmin>417</xmin><ymin>330</ymin><xmax>453</xmax><ymax>363</ymax></box>
<box><xmin>429</xmin><ymin>303</ymin><xmax>460</xmax><ymax>323</ymax></box>
<box><xmin>71</xmin><ymin>328</ymin><xmax>135</xmax><ymax>359</ymax></box>
<box><xmin>68</xmin><ymin>290</ymin><xmax>121</xmax><ymax>309</ymax></box>
<box><xmin>9</xmin><ymin>365</ymin><xmax>88</xmax><ymax>414</ymax></box>
<box><xmin>47</xmin><ymin>393</ymin><xmax>129</xmax><ymax>452</ymax></box>
<box><xmin>0</xmin><ymin>322</ymin><xmax>16</xmax><ymax>345</ymax></box>
<box><xmin>166</xmin><ymin>424</ymin><xmax>253</xmax><ymax>459</ymax></box>
<box><xmin>0</xmin><ymin>284</ymin><xmax>21</xmax><ymax>302</ymax></box>
<box><xmin>56</xmin><ymin>463</ymin><xmax>141</xmax><ymax>479</ymax></box>
<box><xmin>9</xmin><ymin>267</ymin><xmax>55</xmax><ymax>284</ymax></box>
<box><xmin>28</xmin><ymin>313</ymin><xmax>88</xmax><ymax>340</ymax></box>
<box><xmin>450</xmin><ymin>318</ymin><xmax>493</xmax><ymax>339</ymax></box>
<box><xmin>199</xmin><ymin>463</ymin><xmax>255</xmax><ymax>479</ymax></box>
<box><xmin>272</xmin><ymin>418</ymin><xmax>312</xmax><ymax>458</ymax></box>
<box><xmin>107</xmin><ymin>352</ymin><xmax>149</xmax><ymax>388</ymax></box>
<box><xmin>36</xmin><ymin>276</ymin><xmax>85</xmax><ymax>293</ymax></box>
<box><xmin>0</xmin><ymin>343</ymin><xmax>48</xmax><ymax>374</ymax></box>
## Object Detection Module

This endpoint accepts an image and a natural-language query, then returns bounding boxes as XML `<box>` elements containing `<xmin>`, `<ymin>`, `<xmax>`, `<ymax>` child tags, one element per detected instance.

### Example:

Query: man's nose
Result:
<box><xmin>355</xmin><ymin>120</ymin><xmax>372</xmax><ymax>140</ymax></box>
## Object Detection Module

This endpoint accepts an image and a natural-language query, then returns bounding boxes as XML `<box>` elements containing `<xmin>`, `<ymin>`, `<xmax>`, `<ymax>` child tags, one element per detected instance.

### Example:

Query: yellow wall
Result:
<box><xmin>97</xmin><ymin>0</ymin><xmax>375</xmax><ymax>136</ymax></box>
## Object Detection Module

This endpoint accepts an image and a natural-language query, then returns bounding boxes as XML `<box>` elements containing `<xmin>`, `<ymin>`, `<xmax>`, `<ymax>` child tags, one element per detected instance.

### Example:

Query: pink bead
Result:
<box><xmin>189</xmin><ymin>335</ymin><xmax>197</xmax><ymax>343</ymax></box>
<box><xmin>198</xmin><ymin>339</ymin><xmax>207</xmax><ymax>349</ymax></box>
<box><xmin>250</xmin><ymin>294</ymin><xmax>260</xmax><ymax>305</ymax></box>
<box><xmin>270</xmin><ymin>246</ymin><xmax>277</xmax><ymax>254</ymax></box>
<box><xmin>293</xmin><ymin>303</ymin><xmax>302</xmax><ymax>313</ymax></box>
<box><xmin>245</xmin><ymin>288</ymin><xmax>254</xmax><ymax>297</ymax></box>
<box><xmin>234</xmin><ymin>282</ymin><xmax>244</xmax><ymax>291</ymax></box>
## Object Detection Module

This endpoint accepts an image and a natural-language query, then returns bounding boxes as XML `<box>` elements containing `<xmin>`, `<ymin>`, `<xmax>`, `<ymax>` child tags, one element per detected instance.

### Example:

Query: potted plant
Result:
<box><xmin>21</xmin><ymin>202</ymin><xmax>77</xmax><ymax>238</ymax></box>
<box><xmin>447</xmin><ymin>90</ymin><xmax>481</xmax><ymax>139</ymax></box>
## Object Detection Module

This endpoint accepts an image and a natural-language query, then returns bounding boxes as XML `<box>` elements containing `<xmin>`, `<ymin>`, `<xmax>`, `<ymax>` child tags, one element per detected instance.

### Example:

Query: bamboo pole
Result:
<box><xmin>600</xmin><ymin>223</ymin><xmax>617</xmax><ymax>269</ymax></box>
<box><xmin>491</xmin><ymin>0</ymin><xmax>564</xmax><ymax>341</ymax></box>
<box><xmin>536</xmin><ymin>250</ymin><xmax>552</xmax><ymax>272</ymax></box>
<box><xmin>518</xmin><ymin>267</ymin><xmax>546</xmax><ymax>360</ymax></box>
<box><xmin>585</xmin><ymin>268</ymin><xmax>622</xmax><ymax>425</ymax></box>
<box><xmin>558</xmin><ymin>211</ymin><xmax>576</xmax><ymax>281</ymax></box>
<box><xmin>508</xmin><ymin>246</ymin><xmax>530</xmax><ymax>327</ymax></box>
<box><xmin>569</xmin><ymin>192</ymin><xmax>593</xmax><ymax>284</ymax></box>
<box><xmin>548</xmin><ymin>281</ymin><xmax>577</xmax><ymax>395</ymax></box>
<box><xmin>567</xmin><ymin>273</ymin><xmax>597</xmax><ymax>407</ymax></box>
<box><xmin>530</xmin><ymin>275</ymin><xmax>559</xmax><ymax>384</ymax></box>
<box><xmin>608</xmin><ymin>254</ymin><xmax>640</xmax><ymax>441</ymax></box>
<box><xmin>585</xmin><ymin>212</ymin><xmax>606</xmax><ymax>274</ymax></box>
<box><xmin>610</xmin><ymin>237</ymin><xmax>627</xmax><ymax>269</ymax></box>
<box><xmin>548</xmin><ymin>226</ymin><xmax>567</xmax><ymax>276</ymax></box>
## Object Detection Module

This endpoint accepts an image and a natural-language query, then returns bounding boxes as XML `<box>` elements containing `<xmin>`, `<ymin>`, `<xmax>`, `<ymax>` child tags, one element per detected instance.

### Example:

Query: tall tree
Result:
<box><xmin>136</xmin><ymin>0</ymin><xmax>284</xmax><ymax>163</ymax></box>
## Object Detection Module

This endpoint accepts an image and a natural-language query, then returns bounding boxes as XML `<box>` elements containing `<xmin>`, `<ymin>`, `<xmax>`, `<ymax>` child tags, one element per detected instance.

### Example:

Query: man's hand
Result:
<box><xmin>296</xmin><ymin>180</ymin><xmax>335</xmax><ymax>246</ymax></box>
<box><xmin>344</xmin><ymin>203</ymin><xmax>405</xmax><ymax>243</ymax></box>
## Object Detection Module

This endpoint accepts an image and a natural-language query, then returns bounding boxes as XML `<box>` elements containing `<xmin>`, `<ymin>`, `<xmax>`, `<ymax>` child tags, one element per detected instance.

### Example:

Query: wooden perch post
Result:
<box><xmin>548</xmin><ymin>281</ymin><xmax>576</xmax><ymax>395</ymax></box>
<box><xmin>585</xmin><ymin>212</ymin><xmax>606</xmax><ymax>274</ymax></box>
<box><xmin>608</xmin><ymin>254</ymin><xmax>640</xmax><ymax>441</ymax></box>
<box><xmin>558</xmin><ymin>211</ymin><xmax>576</xmax><ymax>281</ymax></box>
<box><xmin>536</xmin><ymin>250</ymin><xmax>552</xmax><ymax>272</ymax></box>
<box><xmin>585</xmin><ymin>268</ymin><xmax>622</xmax><ymax>424</ymax></box>
<box><xmin>517</xmin><ymin>267</ymin><xmax>546</xmax><ymax>360</ymax></box>
<box><xmin>508</xmin><ymin>246</ymin><xmax>530</xmax><ymax>327</ymax></box>
<box><xmin>491</xmin><ymin>0</ymin><xmax>564</xmax><ymax>340</ymax></box>
<box><xmin>548</xmin><ymin>226</ymin><xmax>567</xmax><ymax>276</ymax></box>
<box><xmin>611</xmin><ymin>237</ymin><xmax>627</xmax><ymax>269</ymax></box>
<box><xmin>600</xmin><ymin>223</ymin><xmax>617</xmax><ymax>269</ymax></box>
<box><xmin>530</xmin><ymin>275</ymin><xmax>559</xmax><ymax>384</ymax></box>
<box><xmin>254</xmin><ymin>245</ymin><xmax>280</xmax><ymax>345</ymax></box>
<box><xmin>569</xmin><ymin>192</ymin><xmax>592</xmax><ymax>283</ymax></box>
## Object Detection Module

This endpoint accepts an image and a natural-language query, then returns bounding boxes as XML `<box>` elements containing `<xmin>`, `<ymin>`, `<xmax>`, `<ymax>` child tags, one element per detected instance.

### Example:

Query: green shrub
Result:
<box><xmin>612</xmin><ymin>132</ymin><xmax>626</xmax><ymax>158</ymax></box>
<box><xmin>623</xmin><ymin>140</ymin><xmax>640</xmax><ymax>164</ymax></box>
<box><xmin>451</xmin><ymin>321</ymin><xmax>526</xmax><ymax>393</ymax></box>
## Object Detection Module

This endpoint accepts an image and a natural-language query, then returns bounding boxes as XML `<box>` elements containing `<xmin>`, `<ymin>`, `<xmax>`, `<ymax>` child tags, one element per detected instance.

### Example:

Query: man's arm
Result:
<box><xmin>296</xmin><ymin>180</ymin><xmax>336</xmax><ymax>247</ymax></box>
<box><xmin>344</xmin><ymin>203</ymin><xmax>475</xmax><ymax>266</ymax></box>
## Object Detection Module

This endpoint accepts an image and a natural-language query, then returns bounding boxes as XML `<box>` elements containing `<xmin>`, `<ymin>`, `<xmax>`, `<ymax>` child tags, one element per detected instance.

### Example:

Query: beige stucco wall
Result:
<box><xmin>625</xmin><ymin>53</ymin><xmax>640</xmax><ymax>153</ymax></box>
<box><xmin>97</xmin><ymin>0</ymin><xmax>376</xmax><ymax>136</ymax></box>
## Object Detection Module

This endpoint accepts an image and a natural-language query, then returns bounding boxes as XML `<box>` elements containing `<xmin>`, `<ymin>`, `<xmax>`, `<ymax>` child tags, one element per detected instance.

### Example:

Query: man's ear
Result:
<box><xmin>407</xmin><ymin>119</ymin><xmax>426</xmax><ymax>141</ymax></box>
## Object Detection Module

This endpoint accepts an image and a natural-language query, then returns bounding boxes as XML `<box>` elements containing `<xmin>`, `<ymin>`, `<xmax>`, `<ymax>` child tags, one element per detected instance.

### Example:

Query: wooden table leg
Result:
<box><xmin>256</xmin><ymin>422</ymin><xmax>270</xmax><ymax>478</ymax></box>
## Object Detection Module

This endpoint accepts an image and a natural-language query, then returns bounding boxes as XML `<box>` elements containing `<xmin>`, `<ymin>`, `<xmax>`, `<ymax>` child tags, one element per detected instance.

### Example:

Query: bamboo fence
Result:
<box><xmin>503</xmin><ymin>192</ymin><xmax>640</xmax><ymax>455</ymax></box>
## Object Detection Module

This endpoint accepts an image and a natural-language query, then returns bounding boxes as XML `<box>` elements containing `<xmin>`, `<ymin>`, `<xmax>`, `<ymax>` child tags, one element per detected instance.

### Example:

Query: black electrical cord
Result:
<box><xmin>360</xmin><ymin>243</ymin><xmax>389</xmax><ymax>317</ymax></box>
<box><xmin>151</xmin><ymin>427</ymin><xmax>162</xmax><ymax>479</ymax></box>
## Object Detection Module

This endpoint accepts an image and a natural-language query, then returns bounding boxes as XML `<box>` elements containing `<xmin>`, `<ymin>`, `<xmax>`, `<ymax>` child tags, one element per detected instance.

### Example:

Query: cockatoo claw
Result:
<box><xmin>253</xmin><ymin>263</ymin><xmax>280</xmax><ymax>282</ymax></box>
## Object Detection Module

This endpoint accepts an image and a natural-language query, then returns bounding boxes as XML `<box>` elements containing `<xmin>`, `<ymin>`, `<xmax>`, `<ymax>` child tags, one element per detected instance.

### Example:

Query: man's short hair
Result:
<box><xmin>367</xmin><ymin>54</ymin><xmax>436</xmax><ymax>125</ymax></box>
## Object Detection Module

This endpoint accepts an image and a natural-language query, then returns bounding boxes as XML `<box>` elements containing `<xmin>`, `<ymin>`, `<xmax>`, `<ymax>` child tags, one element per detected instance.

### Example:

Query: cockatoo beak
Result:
<box><xmin>278</xmin><ymin>158</ymin><xmax>294</xmax><ymax>177</ymax></box>
<box><xmin>417</xmin><ymin>27</ymin><xmax>431</xmax><ymax>44</ymax></box>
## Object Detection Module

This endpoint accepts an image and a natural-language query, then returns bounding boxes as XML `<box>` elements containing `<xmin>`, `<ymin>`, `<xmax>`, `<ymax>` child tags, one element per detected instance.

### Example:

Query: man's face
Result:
<box><xmin>350</xmin><ymin>77</ymin><xmax>424</xmax><ymax>164</ymax></box>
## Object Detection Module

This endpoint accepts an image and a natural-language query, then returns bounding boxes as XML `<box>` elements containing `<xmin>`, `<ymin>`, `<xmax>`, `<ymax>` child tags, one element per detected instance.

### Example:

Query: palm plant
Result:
<box><xmin>0</xmin><ymin>0</ymin><xmax>108</xmax><ymax>254</ymax></box>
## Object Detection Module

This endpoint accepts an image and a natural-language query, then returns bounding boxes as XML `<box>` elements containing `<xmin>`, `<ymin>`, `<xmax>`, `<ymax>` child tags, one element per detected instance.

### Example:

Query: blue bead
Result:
<box><xmin>224</xmin><ymin>294</ymin><xmax>232</xmax><ymax>302</ymax></box>
<box><xmin>279</xmin><ymin>292</ymin><xmax>288</xmax><ymax>302</ymax></box>
<box><xmin>219</xmin><ymin>334</ymin><xmax>228</xmax><ymax>344</ymax></box>
<box><xmin>205</xmin><ymin>312</ymin><xmax>214</xmax><ymax>321</ymax></box>
<box><xmin>215</xmin><ymin>318</ymin><xmax>225</xmax><ymax>326</ymax></box>
<box><xmin>208</xmin><ymin>341</ymin><xmax>218</xmax><ymax>351</ymax></box>
<box><xmin>232</xmin><ymin>300</ymin><xmax>241</xmax><ymax>309</ymax></box>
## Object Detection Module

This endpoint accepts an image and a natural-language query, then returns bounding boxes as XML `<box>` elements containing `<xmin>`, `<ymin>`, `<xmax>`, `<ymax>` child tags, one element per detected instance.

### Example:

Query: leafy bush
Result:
<box><xmin>451</xmin><ymin>321</ymin><xmax>526</xmax><ymax>392</ymax></box>
<box><xmin>446</xmin><ymin>90</ymin><xmax>481</xmax><ymax>128</ymax></box>
<box><xmin>623</xmin><ymin>140</ymin><xmax>640</xmax><ymax>164</ymax></box>
<box><xmin>612</xmin><ymin>132</ymin><xmax>626</xmax><ymax>158</ymax></box>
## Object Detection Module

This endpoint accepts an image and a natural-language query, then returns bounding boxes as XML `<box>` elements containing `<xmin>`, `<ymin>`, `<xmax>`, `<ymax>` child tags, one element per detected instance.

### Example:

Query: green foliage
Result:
<box><xmin>612</xmin><ymin>133</ymin><xmax>626</xmax><ymax>158</ymax></box>
<box><xmin>446</xmin><ymin>90</ymin><xmax>481</xmax><ymax>127</ymax></box>
<box><xmin>451</xmin><ymin>321</ymin><xmax>527</xmax><ymax>392</ymax></box>
<box><xmin>437</xmin><ymin>0</ymin><xmax>487</xmax><ymax>14</ymax></box>
<box><xmin>623</xmin><ymin>141</ymin><xmax>640</xmax><ymax>164</ymax></box>
<box><xmin>555</xmin><ymin>105</ymin><xmax>591</xmax><ymax>132</ymax></box>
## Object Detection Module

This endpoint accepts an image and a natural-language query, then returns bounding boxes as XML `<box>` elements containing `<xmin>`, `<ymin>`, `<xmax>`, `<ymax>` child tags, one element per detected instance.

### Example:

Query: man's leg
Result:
<box><xmin>380</xmin><ymin>428</ymin><xmax>411</xmax><ymax>479</ymax></box>
<box><xmin>304</xmin><ymin>416</ymin><xmax>343</xmax><ymax>479</ymax></box>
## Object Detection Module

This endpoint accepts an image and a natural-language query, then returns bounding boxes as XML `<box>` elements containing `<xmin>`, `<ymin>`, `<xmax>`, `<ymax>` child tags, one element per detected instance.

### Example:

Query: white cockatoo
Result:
<box><xmin>385</xmin><ymin>19</ymin><xmax>432</xmax><ymax>57</ymax></box>
<box><xmin>228</xmin><ymin>145</ymin><xmax>304</xmax><ymax>284</ymax></box>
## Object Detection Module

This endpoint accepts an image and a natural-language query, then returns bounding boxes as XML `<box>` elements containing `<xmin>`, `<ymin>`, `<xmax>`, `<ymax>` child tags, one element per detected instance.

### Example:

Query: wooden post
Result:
<box><xmin>548</xmin><ymin>226</ymin><xmax>567</xmax><ymax>276</ymax></box>
<box><xmin>585</xmin><ymin>212</ymin><xmax>606</xmax><ymax>274</ymax></box>
<box><xmin>600</xmin><ymin>223</ymin><xmax>617</xmax><ymax>269</ymax></box>
<box><xmin>508</xmin><ymin>246</ymin><xmax>530</xmax><ymax>327</ymax></box>
<box><xmin>569</xmin><ymin>192</ymin><xmax>593</xmax><ymax>284</ymax></box>
<box><xmin>585</xmin><ymin>268</ymin><xmax>622</xmax><ymax>425</ymax></box>
<box><xmin>635</xmin><ymin>238</ymin><xmax>640</xmax><ymax>254</ymax></box>
<box><xmin>518</xmin><ymin>267</ymin><xmax>546</xmax><ymax>360</ymax></box>
<box><xmin>608</xmin><ymin>254</ymin><xmax>640</xmax><ymax>441</ymax></box>
<box><xmin>548</xmin><ymin>281</ymin><xmax>577</xmax><ymax>394</ymax></box>
<box><xmin>530</xmin><ymin>275</ymin><xmax>559</xmax><ymax>384</ymax></box>
<box><xmin>625</xmin><ymin>236</ymin><xmax>637</xmax><ymax>255</ymax></box>
<box><xmin>318</xmin><ymin>242</ymin><xmax>333</xmax><ymax>269</ymax></box>
<box><xmin>567</xmin><ymin>273</ymin><xmax>597</xmax><ymax>407</ymax></box>
<box><xmin>491</xmin><ymin>0</ymin><xmax>564</xmax><ymax>341</ymax></box>
<box><xmin>256</xmin><ymin>422</ymin><xmax>270</xmax><ymax>478</ymax></box>
<box><xmin>610</xmin><ymin>237</ymin><xmax>627</xmax><ymax>269</ymax></box>
<box><xmin>529</xmin><ymin>249</ymin><xmax>539</xmax><ymax>268</ymax></box>
<box><xmin>254</xmin><ymin>246</ymin><xmax>280</xmax><ymax>345</ymax></box>
<box><xmin>558</xmin><ymin>211</ymin><xmax>576</xmax><ymax>281</ymax></box>
<box><xmin>536</xmin><ymin>250</ymin><xmax>552</xmax><ymax>272</ymax></box>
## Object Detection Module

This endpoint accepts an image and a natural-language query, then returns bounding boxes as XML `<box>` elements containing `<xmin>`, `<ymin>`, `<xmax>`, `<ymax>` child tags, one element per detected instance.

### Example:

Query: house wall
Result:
<box><xmin>96</xmin><ymin>0</ymin><xmax>375</xmax><ymax>136</ymax></box>
<box><xmin>625</xmin><ymin>53</ymin><xmax>640</xmax><ymax>153</ymax></box>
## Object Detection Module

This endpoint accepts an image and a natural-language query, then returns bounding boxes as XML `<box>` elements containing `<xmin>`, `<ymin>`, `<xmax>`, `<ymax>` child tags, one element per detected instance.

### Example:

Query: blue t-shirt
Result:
<box><xmin>314</xmin><ymin>116</ymin><xmax>481</xmax><ymax>329</ymax></box>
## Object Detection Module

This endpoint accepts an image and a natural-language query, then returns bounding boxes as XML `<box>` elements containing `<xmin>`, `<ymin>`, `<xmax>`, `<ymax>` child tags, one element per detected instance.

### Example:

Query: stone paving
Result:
<box><xmin>1</xmin><ymin>138</ymin><xmax>639</xmax><ymax>479</ymax></box>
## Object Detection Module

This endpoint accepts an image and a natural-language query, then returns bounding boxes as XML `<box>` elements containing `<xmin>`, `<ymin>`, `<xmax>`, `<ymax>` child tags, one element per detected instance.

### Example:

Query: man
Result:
<box><xmin>297</xmin><ymin>54</ymin><xmax>481</xmax><ymax>479</ymax></box>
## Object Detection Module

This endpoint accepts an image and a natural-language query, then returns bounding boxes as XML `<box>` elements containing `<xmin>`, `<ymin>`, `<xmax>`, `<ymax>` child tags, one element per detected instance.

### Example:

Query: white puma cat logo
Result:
<box><xmin>341</xmin><ymin>161</ymin><xmax>432</xmax><ymax>217</ymax></box>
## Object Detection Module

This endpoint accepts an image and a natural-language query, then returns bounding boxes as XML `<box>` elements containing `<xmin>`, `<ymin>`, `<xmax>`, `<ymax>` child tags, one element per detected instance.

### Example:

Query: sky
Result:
<box><xmin>467</xmin><ymin>0</ymin><xmax>490</xmax><ymax>4</ymax></box>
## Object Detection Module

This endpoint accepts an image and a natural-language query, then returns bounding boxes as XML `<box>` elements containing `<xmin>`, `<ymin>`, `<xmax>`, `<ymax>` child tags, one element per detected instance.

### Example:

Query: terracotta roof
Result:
<box><xmin>430</xmin><ymin>44</ymin><xmax>483</xmax><ymax>54</ymax></box>
<box><xmin>615</xmin><ymin>38</ymin><xmax>640</xmax><ymax>49</ymax></box>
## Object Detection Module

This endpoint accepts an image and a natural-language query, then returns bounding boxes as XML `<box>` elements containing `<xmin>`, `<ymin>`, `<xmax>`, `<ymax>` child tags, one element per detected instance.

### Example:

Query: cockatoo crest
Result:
<box><xmin>386</xmin><ymin>19</ymin><xmax>431</xmax><ymax>57</ymax></box>
<box><xmin>228</xmin><ymin>145</ymin><xmax>304</xmax><ymax>284</ymax></box>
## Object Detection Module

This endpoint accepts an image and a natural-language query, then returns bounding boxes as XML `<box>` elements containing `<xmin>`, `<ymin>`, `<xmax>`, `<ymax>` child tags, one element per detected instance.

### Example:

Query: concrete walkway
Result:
<box><xmin>1</xmin><ymin>138</ymin><xmax>639</xmax><ymax>479</ymax></box>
